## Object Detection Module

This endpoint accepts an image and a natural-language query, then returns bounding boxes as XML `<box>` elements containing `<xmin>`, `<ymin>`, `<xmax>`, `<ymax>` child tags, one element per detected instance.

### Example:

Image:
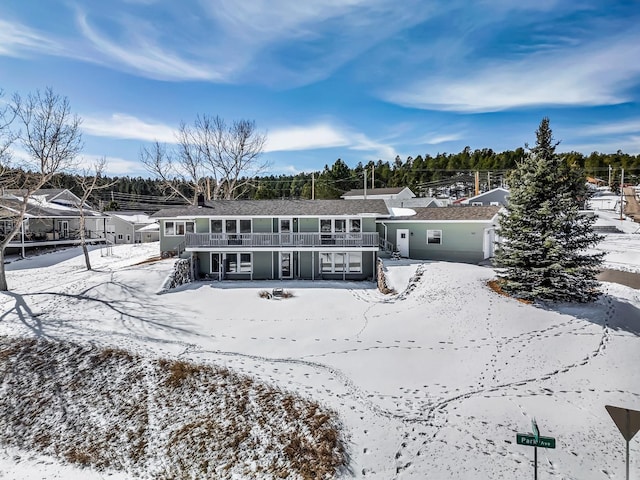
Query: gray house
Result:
<box><xmin>461</xmin><ymin>187</ymin><xmax>510</xmax><ymax>206</ymax></box>
<box><xmin>106</xmin><ymin>212</ymin><xmax>159</xmax><ymax>244</ymax></box>
<box><xmin>1</xmin><ymin>189</ymin><xmax>108</xmax><ymax>255</ymax></box>
<box><xmin>377</xmin><ymin>206</ymin><xmax>501</xmax><ymax>263</ymax></box>
<box><xmin>152</xmin><ymin>199</ymin><xmax>389</xmax><ymax>281</ymax></box>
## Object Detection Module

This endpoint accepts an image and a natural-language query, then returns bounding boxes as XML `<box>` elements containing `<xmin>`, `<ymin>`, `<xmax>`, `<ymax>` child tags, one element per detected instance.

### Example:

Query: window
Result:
<box><xmin>319</xmin><ymin>252</ymin><xmax>362</xmax><ymax>273</ymax></box>
<box><xmin>225</xmin><ymin>253</ymin><xmax>252</xmax><ymax>273</ymax></box>
<box><xmin>490</xmin><ymin>201</ymin><xmax>500</xmax><ymax>206</ymax></box>
<box><xmin>320</xmin><ymin>218</ymin><xmax>361</xmax><ymax>233</ymax></box>
<box><xmin>240</xmin><ymin>220</ymin><xmax>251</xmax><ymax>233</ymax></box>
<box><xmin>211</xmin><ymin>219</ymin><xmax>252</xmax><ymax>233</ymax></box>
<box><xmin>320</xmin><ymin>253</ymin><xmax>333</xmax><ymax>273</ymax></box>
<box><xmin>348</xmin><ymin>252</ymin><xmax>362</xmax><ymax>272</ymax></box>
<box><xmin>117</xmin><ymin>234</ymin><xmax>123</xmax><ymax>240</ymax></box>
<box><xmin>427</xmin><ymin>230</ymin><xmax>442</xmax><ymax>245</ymax></box>
<box><xmin>165</xmin><ymin>221</ymin><xmax>194</xmax><ymax>236</ymax></box>
<box><xmin>472</xmin><ymin>202</ymin><xmax>483</xmax><ymax>207</ymax></box>
<box><xmin>211</xmin><ymin>220</ymin><xmax>223</xmax><ymax>233</ymax></box>
<box><xmin>0</xmin><ymin>220</ymin><xmax>14</xmax><ymax>235</ymax></box>
<box><xmin>240</xmin><ymin>253</ymin><xmax>252</xmax><ymax>272</ymax></box>
<box><xmin>320</xmin><ymin>219</ymin><xmax>332</xmax><ymax>233</ymax></box>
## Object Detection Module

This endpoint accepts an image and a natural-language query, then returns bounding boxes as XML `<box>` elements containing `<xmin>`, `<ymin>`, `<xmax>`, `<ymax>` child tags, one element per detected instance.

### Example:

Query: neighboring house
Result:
<box><xmin>460</xmin><ymin>187</ymin><xmax>510</xmax><ymax>206</ymax></box>
<box><xmin>586</xmin><ymin>190</ymin><xmax>623</xmax><ymax>211</ymax></box>
<box><xmin>385</xmin><ymin>197</ymin><xmax>444</xmax><ymax>209</ymax></box>
<box><xmin>0</xmin><ymin>188</ymin><xmax>108</xmax><ymax>254</ymax></box>
<box><xmin>152</xmin><ymin>199</ymin><xmax>389</xmax><ymax>281</ymax></box>
<box><xmin>341</xmin><ymin>187</ymin><xmax>415</xmax><ymax>200</ymax></box>
<box><xmin>106</xmin><ymin>212</ymin><xmax>159</xmax><ymax>244</ymax></box>
<box><xmin>377</xmin><ymin>206</ymin><xmax>501</xmax><ymax>263</ymax></box>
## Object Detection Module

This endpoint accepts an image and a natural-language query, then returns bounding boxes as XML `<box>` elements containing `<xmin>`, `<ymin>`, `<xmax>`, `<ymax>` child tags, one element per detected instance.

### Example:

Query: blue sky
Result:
<box><xmin>1</xmin><ymin>0</ymin><xmax>639</xmax><ymax>177</ymax></box>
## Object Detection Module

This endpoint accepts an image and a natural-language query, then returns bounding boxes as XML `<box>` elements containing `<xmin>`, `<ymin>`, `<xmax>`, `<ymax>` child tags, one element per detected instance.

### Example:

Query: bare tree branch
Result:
<box><xmin>0</xmin><ymin>87</ymin><xmax>82</xmax><ymax>291</ymax></box>
<box><xmin>140</xmin><ymin>141</ymin><xmax>195</xmax><ymax>205</ymax></box>
<box><xmin>74</xmin><ymin>156</ymin><xmax>118</xmax><ymax>270</ymax></box>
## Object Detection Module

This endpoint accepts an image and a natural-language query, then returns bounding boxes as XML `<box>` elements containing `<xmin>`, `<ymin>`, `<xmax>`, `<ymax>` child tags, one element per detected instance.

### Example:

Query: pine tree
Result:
<box><xmin>494</xmin><ymin>117</ymin><xmax>604</xmax><ymax>302</ymax></box>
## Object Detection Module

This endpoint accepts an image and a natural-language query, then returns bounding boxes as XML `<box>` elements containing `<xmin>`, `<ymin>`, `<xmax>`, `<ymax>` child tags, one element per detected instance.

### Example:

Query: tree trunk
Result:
<box><xmin>0</xmin><ymin>247</ymin><xmax>8</xmax><ymax>292</ymax></box>
<box><xmin>79</xmin><ymin>217</ymin><xmax>91</xmax><ymax>271</ymax></box>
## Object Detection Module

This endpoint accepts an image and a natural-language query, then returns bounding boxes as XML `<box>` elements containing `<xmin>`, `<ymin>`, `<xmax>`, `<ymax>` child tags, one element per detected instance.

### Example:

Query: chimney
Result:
<box><xmin>197</xmin><ymin>192</ymin><xmax>205</xmax><ymax>207</ymax></box>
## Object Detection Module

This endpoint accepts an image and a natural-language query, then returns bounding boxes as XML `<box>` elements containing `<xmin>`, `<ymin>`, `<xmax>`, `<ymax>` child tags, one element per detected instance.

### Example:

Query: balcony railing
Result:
<box><xmin>185</xmin><ymin>232</ymin><xmax>379</xmax><ymax>249</ymax></box>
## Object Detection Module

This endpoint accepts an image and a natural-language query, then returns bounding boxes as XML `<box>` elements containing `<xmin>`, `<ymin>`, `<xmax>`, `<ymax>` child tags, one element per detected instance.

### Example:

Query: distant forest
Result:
<box><xmin>47</xmin><ymin>147</ymin><xmax>640</xmax><ymax>210</ymax></box>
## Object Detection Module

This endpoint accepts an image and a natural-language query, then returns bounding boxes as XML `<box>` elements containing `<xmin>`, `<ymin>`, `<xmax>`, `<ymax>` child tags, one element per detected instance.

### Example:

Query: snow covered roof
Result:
<box><xmin>384</xmin><ymin>205</ymin><xmax>501</xmax><ymax>222</ymax></box>
<box><xmin>108</xmin><ymin>212</ymin><xmax>155</xmax><ymax>225</ymax></box>
<box><xmin>136</xmin><ymin>223</ymin><xmax>159</xmax><ymax>232</ymax></box>
<box><xmin>0</xmin><ymin>190</ymin><xmax>105</xmax><ymax>219</ymax></box>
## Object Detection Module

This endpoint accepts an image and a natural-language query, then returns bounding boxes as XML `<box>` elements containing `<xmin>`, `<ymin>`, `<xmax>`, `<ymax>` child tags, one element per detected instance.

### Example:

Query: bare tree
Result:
<box><xmin>139</xmin><ymin>139</ymin><xmax>203</xmax><ymax>205</ymax></box>
<box><xmin>74</xmin><ymin>157</ymin><xmax>117</xmax><ymax>271</ymax></box>
<box><xmin>200</xmin><ymin>116</ymin><xmax>268</xmax><ymax>199</ymax></box>
<box><xmin>0</xmin><ymin>89</ymin><xmax>15</xmax><ymax>164</ymax></box>
<box><xmin>0</xmin><ymin>88</ymin><xmax>82</xmax><ymax>291</ymax></box>
<box><xmin>141</xmin><ymin>114</ymin><xmax>268</xmax><ymax>203</ymax></box>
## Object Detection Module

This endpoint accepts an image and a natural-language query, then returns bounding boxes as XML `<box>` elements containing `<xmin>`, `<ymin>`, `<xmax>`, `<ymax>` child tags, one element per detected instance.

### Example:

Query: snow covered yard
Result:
<box><xmin>0</xmin><ymin>241</ymin><xmax>639</xmax><ymax>479</ymax></box>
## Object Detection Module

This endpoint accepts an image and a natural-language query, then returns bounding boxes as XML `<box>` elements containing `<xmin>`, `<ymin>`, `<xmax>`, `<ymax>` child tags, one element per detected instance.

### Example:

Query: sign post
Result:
<box><xmin>605</xmin><ymin>405</ymin><xmax>640</xmax><ymax>480</ymax></box>
<box><xmin>517</xmin><ymin>419</ymin><xmax>556</xmax><ymax>479</ymax></box>
<box><xmin>532</xmin><ymin>419</ymin><xmax>539</xmax><ymax>480</ymax></box>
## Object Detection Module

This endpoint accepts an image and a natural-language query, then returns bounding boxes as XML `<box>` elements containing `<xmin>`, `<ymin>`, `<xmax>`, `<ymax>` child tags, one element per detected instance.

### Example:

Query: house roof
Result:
<box><xmin>387</xmin><ymin>205</ymin><xmax>501</xmax><ymax>222</ymax></box>
<box><xmin>107</xmin><ymin>211</ymin><xmax>155</xmax><ymax>225</ymax></box>
<box><xmin>151</xmin><ymin>199</ymin><xmax>390</xmax><ymax>218</ymax></box>
<box><xmin>462</xmin><ymin>187</ymin><xmax>510</xmax><ymax>204</ymax></box>
<box><xmin>384</xmin><ymin>197</ymin><xmax>442</xmax><ymax>208</ymax></box>
<box><xmin>0</xmin><ymin>195</ymin><xmax>105</xmax><ymax>219</ymax></box>
<box><xmin>341</xmin><ymin>187</ymin><xmax>413</xmax><ymax>197</ymax></box>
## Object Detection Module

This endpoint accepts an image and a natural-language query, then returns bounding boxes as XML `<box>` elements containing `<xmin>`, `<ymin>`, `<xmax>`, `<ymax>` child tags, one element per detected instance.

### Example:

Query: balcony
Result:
<box><xmin>185</xmin><ymin>232</ymin><xmax>379</xmax><ymax>249</ymax></box>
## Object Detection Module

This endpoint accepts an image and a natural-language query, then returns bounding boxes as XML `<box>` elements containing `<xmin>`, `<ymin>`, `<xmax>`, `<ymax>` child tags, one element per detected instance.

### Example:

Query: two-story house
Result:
<box><xmin>152</xmin><ymin>198</ymin><xmax>388</xmax><ymax>281</ymax></box>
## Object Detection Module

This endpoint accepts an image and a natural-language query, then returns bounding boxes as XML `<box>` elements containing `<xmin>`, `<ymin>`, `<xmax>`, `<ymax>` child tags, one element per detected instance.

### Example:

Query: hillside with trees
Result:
<box><xmin>43</xmin><ymin>148</ymin><xmax>640</xmax><ymax>211</ymax></box>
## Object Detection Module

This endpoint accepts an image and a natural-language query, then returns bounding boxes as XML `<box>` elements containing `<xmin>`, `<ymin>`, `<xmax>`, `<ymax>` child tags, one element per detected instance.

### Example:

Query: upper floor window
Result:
<box><xmin>165</xmin><ymin>221</ymin><xmax>194</xmax><ymax>236</ymax></box>
<box><xmin>211</xmin><ymin>219</ymin><xmax>252</xmax><ymax>233</ymax></box>
<box><xmin>320</xmin><ymin>218</ymin><xmax>362</xmax><ymax>233</ymax></box>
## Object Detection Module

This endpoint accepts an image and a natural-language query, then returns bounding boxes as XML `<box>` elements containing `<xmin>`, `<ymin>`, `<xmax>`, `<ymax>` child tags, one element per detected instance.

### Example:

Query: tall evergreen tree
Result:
<box><xmin>493</xmin><ymin>117</ymin><xmax>604</xmax><ymax>302</ymax></box>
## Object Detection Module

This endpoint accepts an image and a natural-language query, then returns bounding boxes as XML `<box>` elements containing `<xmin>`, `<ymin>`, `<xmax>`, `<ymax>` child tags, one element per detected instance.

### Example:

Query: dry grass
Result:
<box><xmin>487</xmin><ymin>279</ymin><xmax>533</xmax><ymax>304</ymax></box>
<box><xmin>0</xmin><ymin>335</ymin><xmax>347</xmax><ymax>479</ymax></box>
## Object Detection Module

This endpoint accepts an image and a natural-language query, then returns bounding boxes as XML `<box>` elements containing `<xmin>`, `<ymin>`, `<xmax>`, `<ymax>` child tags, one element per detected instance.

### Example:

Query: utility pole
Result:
<box><xmin>364</xmin><ymin>169</ymin><xmax>367</xmax><ymax>199</ymax></box>
<box><xmin>371</xmin><ymin>164</ymin><xmax>375</xmax><ymax>190</ymax></box>
<box><xmin>620</xmin><ymin>168</ymin><xmax>625</xmax><ymax>220</ymax></box>
<box><xmin>311</xmin><ymin>172</ymin><xmax>315</xmax><ymax>200</ymax></box>
<box><xmin>609</xmin><ymin>164</ymin><xmax>612</xmax><ymax>189</ymax></box>
<box><xmin>475</xmin><ymin>171</ymin><xmax>480</xmax><ymax>196</ymax></box>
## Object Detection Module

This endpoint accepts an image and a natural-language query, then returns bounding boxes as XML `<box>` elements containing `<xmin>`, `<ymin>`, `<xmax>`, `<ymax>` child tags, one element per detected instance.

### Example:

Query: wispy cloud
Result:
<box><xmin>82</xmin><ymin>113</ymin><xmax>177</xmax><ymax>143</ymax></box>
<box><xmin>576</xmin><ymin>119</ymin><xmax>640</xmax><ymax>137</ymax></box>
<box><xmin>418</xmin><ymin>132</ymin><xmax>465</xmax><ymax>145</ymax></box>
<box><xmin>76</xmin><ymin>13</ymin><xmax>224</xmax><ymax>82</ymax></box>
<box><xmin>77</xmin><ymin>154</ymin><xmax>144</xmax><ymax>176</ymax></box>
<box><xmin>265</xmin><ymin>122</ymin><xmax>397</xmax><ymax>159</ymax></box>
<box><xmin>265</xmin><ymin>124</ymin><xmax>350</xmax><ymax>152</ymax></box>
<box><xmin>384</xmin><ymin>31</ymin><xmax>640</xmax><ymax>112</ymax></box>
<box><xmin>0</xmin><ymin>19</ymin><xmax>63</xmax><ymax>57</ymax></box>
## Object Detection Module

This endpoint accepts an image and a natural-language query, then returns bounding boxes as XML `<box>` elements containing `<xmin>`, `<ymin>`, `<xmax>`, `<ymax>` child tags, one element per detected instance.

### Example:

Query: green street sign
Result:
<box><xmin>517</xmin><ymin>433</ymin><xmax>556</xmax><ymax>449</ymax></box>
